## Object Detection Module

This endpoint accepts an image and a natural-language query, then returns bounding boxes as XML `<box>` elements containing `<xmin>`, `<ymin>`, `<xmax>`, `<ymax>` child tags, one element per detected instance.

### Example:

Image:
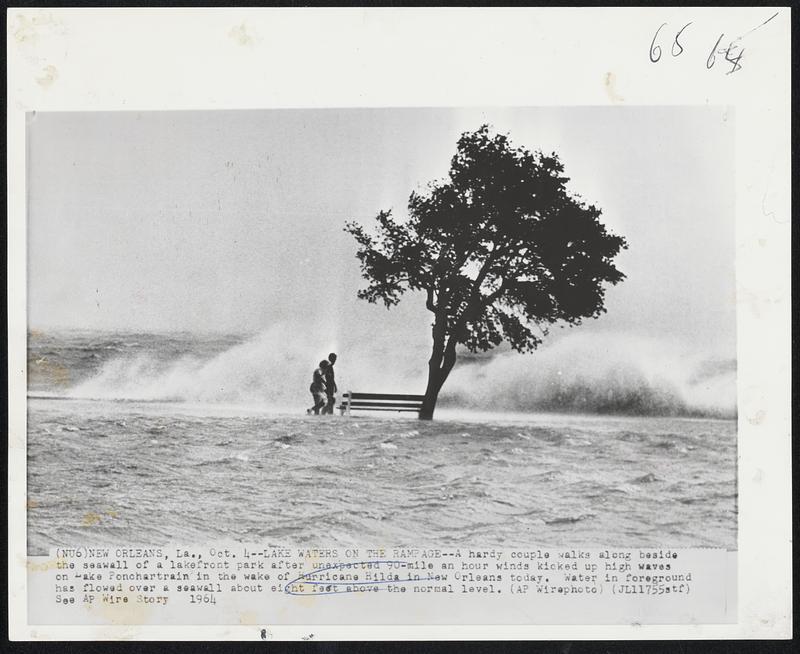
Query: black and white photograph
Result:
<box><xmin>8</xmin><ymin>6</ymin><xmax>791</xmax><ymax>640</ymax></box>
<box><xmin>26</xmin><ymin>106</ymin><xmax>737</xmax><ymax>553</ymax></box>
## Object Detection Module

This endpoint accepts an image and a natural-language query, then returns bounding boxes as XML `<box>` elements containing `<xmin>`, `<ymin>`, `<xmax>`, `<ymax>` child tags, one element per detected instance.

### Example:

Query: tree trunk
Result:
<box><xmin>419</xmin><ymin>365</ymin><xmax>444</xmax><ymax>420</ymax></box>
<box><xmin>419</xmin><ymin>320</ymin><xmax>458</xmax><ymax>420</ymax></box>
<box><xmin>419</xmin><ymin>311</ymin><xmax>447</xmax><ymax>420</ymax></box>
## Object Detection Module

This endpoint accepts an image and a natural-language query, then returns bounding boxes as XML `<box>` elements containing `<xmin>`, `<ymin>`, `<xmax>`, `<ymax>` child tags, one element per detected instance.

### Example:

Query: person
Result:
<box><xmin>307</xmin><ymin>360</ymin><xmax>329</xmax><ymax>415</ymax></box>
<box><xmin>322</xmin><ymin>352</ymin><xmax>338</xmax><ymax>415</ymax></box>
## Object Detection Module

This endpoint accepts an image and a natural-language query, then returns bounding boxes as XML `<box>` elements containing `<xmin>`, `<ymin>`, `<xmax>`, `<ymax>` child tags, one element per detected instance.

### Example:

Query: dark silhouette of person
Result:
<box><xmin>322</xmin><ymin>352</ymin><xmax>338</xmax><ymax>415</ymax></box>
<box><xmin>307</xmin><ymin>360</ymin><xmax>329</xmax><ymax>415</ymax></box>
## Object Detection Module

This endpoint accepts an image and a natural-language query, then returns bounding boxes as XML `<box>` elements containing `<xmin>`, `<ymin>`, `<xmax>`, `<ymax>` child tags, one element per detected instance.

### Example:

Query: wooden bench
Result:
<box><xmin>338</xmin><ymin>392</ymin><xmax>424</xmax><ymax>416</ymax></box>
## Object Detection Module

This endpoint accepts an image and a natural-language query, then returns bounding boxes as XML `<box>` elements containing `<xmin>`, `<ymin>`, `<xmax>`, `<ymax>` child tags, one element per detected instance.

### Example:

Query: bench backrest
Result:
<box><xmin>340</xmin><ymin>391</ymin><xmax>424</xmax><ymax>414</ymax></box>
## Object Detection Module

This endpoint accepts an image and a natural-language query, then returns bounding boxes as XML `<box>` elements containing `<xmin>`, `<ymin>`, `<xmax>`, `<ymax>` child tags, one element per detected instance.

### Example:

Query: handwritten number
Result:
<box><xmin>707</xmin><ymin>33</ymin><xmax>724</xmax><ymax>69</ymax></box>
<box><xmin>650</xmin><ymin>23</ymin><xmax>667</xmax><ymax>63</ymax></box>
<box><xmin>649</xmin><ymin>14</ymin><xmax>775</xmax><ymax>74</ymax></box>
<box><xmin>672</xmin><ymin>22</ymin><xmax>692</xmax><ymax>57</ymax></box>
<box><xmin>725</xmin><ymin>44</ymin><xmax>744</xmax><ymax>74</ymax></box>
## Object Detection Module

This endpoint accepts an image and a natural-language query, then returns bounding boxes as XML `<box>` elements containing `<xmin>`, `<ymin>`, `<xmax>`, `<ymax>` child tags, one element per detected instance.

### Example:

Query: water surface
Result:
<box><xmin>27</xmin><ymin>398</ymin><xmax>736</xmax><ymax>554</ymax></box>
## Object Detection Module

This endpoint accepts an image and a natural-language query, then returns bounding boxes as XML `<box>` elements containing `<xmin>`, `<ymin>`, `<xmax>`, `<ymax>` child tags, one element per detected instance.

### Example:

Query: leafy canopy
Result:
<box><xmin>344</xmin><ymin>125</ymin><xmax>628</xmax><ymax>354</ymax></box>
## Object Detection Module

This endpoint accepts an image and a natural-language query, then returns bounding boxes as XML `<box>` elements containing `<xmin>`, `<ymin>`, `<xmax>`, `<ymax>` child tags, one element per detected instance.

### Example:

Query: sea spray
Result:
<box><xmin>441</xmin><ymin>333</ymin><xmax>736</xmax><ymax>418</ymax></box>
<box><xmin>65</xmin><ymin>325</ymin><xmax>429</xmax><ymax>408</ymax></box>
<box><xmin>53</xmin><ymin>327</ymin><xmax>734</xmax><ymax>418</ymax></box>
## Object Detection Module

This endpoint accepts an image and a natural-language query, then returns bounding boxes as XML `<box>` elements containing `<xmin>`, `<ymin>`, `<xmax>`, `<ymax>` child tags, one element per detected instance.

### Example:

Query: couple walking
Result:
<box><xmin>307</xmin><ymin>352</ymin><xmax>338</xmax><ymax>415</ymax></box>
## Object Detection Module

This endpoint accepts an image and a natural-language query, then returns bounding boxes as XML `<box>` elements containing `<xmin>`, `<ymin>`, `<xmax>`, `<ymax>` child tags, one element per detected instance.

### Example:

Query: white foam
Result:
<box><xmin>66</xmin><ymin>326</ymin><xmax>735</xmax><ymax>418</ymax></box>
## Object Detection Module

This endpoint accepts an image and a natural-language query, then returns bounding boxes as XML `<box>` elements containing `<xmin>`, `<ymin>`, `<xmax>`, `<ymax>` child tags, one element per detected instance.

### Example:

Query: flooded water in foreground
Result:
<box><xmin>27</xmin><ymin>399</ymin><xmax>736</xmax><ymax>554</ymax></box>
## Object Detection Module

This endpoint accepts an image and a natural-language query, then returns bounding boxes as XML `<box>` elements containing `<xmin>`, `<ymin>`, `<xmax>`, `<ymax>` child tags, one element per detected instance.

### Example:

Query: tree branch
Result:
<box><xmin>441</xmin><ymin>334</ymin><xmax>458</xmax><ymax>376</ymax></box>
<box><xmin>482</xmin><ymin>277</ymin><xmax>510</xmax><ymax>307</ymax></box>
<box><xmin>426</xmin><ymin>287</ymin><xmax>437</xmax><ymax>312</ymax></box>
<box><xmin>448</xmin><ymin>243</ymin><xmax>507</xmax><ymax>330</ymax></box>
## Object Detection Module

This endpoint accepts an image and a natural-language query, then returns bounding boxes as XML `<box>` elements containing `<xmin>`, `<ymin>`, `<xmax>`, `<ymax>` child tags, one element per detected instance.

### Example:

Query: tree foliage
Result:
<box><xmin>344</xmin><ymin>125</ymin><xmax>628</xmax><ymax>417</ymax></box>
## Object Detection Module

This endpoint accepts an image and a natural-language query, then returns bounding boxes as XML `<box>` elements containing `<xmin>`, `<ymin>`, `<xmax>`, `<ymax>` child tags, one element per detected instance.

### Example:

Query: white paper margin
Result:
<box><xmin>7</xmin><ymin>6</ymin><xmax>792</xmax><ymax>640</ymax></box>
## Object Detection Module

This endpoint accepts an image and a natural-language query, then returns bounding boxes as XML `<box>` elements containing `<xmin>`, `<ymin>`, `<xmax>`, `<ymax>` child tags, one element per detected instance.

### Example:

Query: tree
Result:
<box><xmin>344</xmin><ymin>125</ymin><xmax>628</xmax><ymax>420</ymax></box>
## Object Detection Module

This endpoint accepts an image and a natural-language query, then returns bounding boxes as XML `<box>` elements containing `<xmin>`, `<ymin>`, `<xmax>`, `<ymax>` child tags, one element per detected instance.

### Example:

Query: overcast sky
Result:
<box><xmin>27</xmin><ymin>107</ymin><xmax>735</xmax><ymax>355</ymax></box>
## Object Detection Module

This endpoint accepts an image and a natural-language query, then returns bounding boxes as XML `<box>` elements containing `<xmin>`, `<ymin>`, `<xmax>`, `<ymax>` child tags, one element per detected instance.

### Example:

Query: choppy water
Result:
<box><xmin>26</xmin><ymin>330</ymin><xmax>737</xmax><ymax>554</ymax></box>
<box><xmin>27</xmin><ymin>398</ymin><xmax>736</xmax><ymax>554</ymax></box>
